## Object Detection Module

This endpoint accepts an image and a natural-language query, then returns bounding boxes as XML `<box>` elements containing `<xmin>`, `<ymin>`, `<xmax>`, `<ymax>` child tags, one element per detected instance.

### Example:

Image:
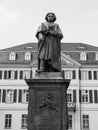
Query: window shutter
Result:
<box><xmin>88</xmin><ymin>71</ymin><xmax>92</xmax><ymax>80</ymax></box>
<box><xmin>14</xmin><ymin>71</ymin><xmax>18</xmax><ymax>79</ymax></box>
<box><xmin>0</xmin><ymin>89</ymin><xmax>1</xmax><ymax>102</ymax></box>
<box><xmin>31</xmin><ymin>53</ymin><xmax>33</xmax><ymax>60</ymax></box>
<box><xmin>79</xmin><ymin>90</ymin><xmax>81</xmax><ymax>103</ymax></box>
<box><xmin>20</xmin><ymin>71</ymin><xmax>23</xmax><ymax>79</ymax></box>
<box><xmin>72</xmin><ymin>70</ymin><xmax>76</xmax><ymax>79</ymax></box>
<box><xmin>30</xmin><ymin>70</ymin><xmax>32</xmax><ymax>79</ymax></box>
<box><xmin>79</xmin><ymin>70</ymin><xmax>81</xmax><ymax>80</ymax></box>
<box><xmin>94</xmin><ymin>71</ymin><xmax>97</xmax><ymax>80</ymax></box>
<box><xmin>94</xmin><ymin>90</ymin><xmax>98</xmax><ymax>103</ymax></box>
<box><xmin>8</xmin><ymin>71</ymin><xmax>11</xmax><ymax>79</ymax></box>
<box><xmin>18</xmin><ymin>89</ymin><xmax>22</xmax><ymax>102</ymax></box>
<box><xmin>13</xmin><ymin>89</ymin><xmax>17</xmax><ymax>102</ymax></box>
<box><xmin>0</xmin><ymin>71</ymin><xmax>2</xmax><ymax>79</ymax></box>
<box><xmin>2</xmin><ymin>89</ymin><xmax>6</xmax><ymax>102</ymax></box>
<box><xmin>73</xmin><ymin>90</ymin><xmax>76</xmax><ymax>103</ymax></box>
<box><xmin>4</xmin><ymin>71</ymin><xmax>7</xmax><ymax>79</ymax></box>
<box><xmin>89</xmin><ymin>90</ymin><xmax>93</xmax><ymax>103</ymax></box>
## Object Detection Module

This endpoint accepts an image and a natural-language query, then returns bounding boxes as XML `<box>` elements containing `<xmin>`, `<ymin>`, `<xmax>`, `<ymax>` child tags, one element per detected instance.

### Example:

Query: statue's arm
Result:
<box><xmin>49</xmin><ymin>24</ymin><xmax>63</xmax><ymax>40</ymax></box>
<box><xmin>56</xmin><ymin>24</ymin><xmax>63</xmax><ymax>39</ymax></box>
<box><xmin>35</xmin><ymin>24</ymin><xmax>44</xmax><ymax>41</ymax></box>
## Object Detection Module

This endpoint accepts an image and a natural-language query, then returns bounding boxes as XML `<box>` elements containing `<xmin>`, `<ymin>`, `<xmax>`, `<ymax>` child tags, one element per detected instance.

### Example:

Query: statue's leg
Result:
<box><xmin>48</xmin><ymin>60</ymin><xmax>60</xmax><ymax>72</ymax></box>
<box><xmin>36</xmin><ymin>59</ymin><xmax>45</xmax><ymax>72</ymax></box>
<box><xmin>38</xmin><ymin>58</ymin><xmax>40</xmax><ymax>71</ymax></box>
<box><xmin>40</xmin><ymin>59</ymin><xmax>45</xmax><ymax>72</ymax></box>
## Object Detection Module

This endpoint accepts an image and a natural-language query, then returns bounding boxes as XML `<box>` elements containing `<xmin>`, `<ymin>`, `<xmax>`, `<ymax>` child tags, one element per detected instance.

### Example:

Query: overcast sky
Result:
<box><xmin>0</xmin><ymin>0</ymin><xmax>98</xmax><ymax>49</ymax></box>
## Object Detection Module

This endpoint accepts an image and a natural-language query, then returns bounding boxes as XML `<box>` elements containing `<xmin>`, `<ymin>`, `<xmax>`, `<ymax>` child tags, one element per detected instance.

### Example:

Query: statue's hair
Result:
<box><xmin>45</xmin><ymin>12</ymin><xmax>56</xmax><ymax>22</ymax></box>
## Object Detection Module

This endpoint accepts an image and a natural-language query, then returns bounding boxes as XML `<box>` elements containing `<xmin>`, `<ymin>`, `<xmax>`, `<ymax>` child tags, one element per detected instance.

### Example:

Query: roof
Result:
<box><xmin>0</xmin><ymin>42</ymin><xmax>37</xmax><ymax>52</ymax></box>
<box><xmin>61</xmin><ymin>43</ymin><xmax>98</xmax><ymax>52</ymax></box>
<box><xmin>0</xmin><ymin>42</ymin><xmax>98</xmax><ymax>52</ymax></box>
<box><xmin>0</xmin><ymin>42</ymin><xmax>98</xmax><ymax>66</ymax></box>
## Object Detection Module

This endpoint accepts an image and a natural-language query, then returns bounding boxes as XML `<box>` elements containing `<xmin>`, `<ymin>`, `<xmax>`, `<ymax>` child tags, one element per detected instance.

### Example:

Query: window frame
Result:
<box><xmin>24</xmin><ymin>52</ymin><xmax>31</xmax><ymax>61</ymax></box>
<box><xmin>4</xmin><ymin>114</ymin><xmax>12</xmax><ymax>129</ymax></box>
<box><xmin>65</xmin><ymin>70</ymin><xmax>72</xmax><ymax>79</ymax></box>
<box><xmin>95</xmin><ymin>52</ymin><xmax>98</xmax><ymax>61</ymax></box>
<box><xmin>22</xmin><ymin>89</ymin><xmax>29</xmax><ymax>103</ymax></box>
<box><xmin>68</xmin><ymin>114</ymin><xmax>72</xmax><ymax>129</ymax></box>
<box><xmin>80</xmin><ymin>52</ymin><xmax>87</xmax><ymax>61</ymax></box>
<box><xmin>67</xmin><ymin>90</ymin><xmax>73</xmax><ymax>103</ymax></box>
<box><xmin>21</xmin><ymin>114</ymin><xmax>28</xmax><ymax>129</ymax></box>
<box><xmin>82</xmin><ymin>115</ymin><xmax>89</xmax><ymax>129</ymax></box>
<box><xmin>81</xmin><ymin>90</ymin><xmax>89</xmax><ymax>103</ymax></box>
<box><xmin>5</xmin><ymin>89</ymin><xmax>14</xmax><ymax>103</ymax></box>
<box><xmin>9</xmin><ymin>52</ymin><xmax>16</xmax><ymax>61</ymax></box>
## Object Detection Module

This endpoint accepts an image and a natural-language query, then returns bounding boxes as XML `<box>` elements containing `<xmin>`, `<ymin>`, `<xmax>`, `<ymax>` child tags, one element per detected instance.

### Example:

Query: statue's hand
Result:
<box><xmin>38</xmin><ymin>33</ymin><xmax>44</xmax><ymax>41</ymax></box>
<box><xmin>50</xmin><ymin>31</ymin><xmax>57</xmax><ymax>36</ymax></box>
<box><xmin>44</xmin><ymin>30</ymin><xmax>50</xmax><ymax>36</ymax></box>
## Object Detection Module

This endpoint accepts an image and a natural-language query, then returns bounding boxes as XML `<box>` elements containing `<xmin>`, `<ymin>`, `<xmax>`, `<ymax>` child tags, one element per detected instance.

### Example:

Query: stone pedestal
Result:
<box><xmin>25</xmin><ymin>72</ymin><xmax>70</xmax><ymax>130</ymax></box>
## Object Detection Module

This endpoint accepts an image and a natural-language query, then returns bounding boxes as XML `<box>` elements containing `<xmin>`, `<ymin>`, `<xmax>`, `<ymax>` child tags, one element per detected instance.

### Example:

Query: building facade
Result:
<box><xmin>0</xmin><ymin>42</ymin><xmax>98</xmax><ymax>130</ymax></box>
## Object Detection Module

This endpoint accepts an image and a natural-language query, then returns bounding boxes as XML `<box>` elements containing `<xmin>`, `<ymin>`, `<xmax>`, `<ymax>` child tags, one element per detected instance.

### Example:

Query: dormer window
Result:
<box><xmin>9</xmin><ymin>52</ymin><xmax>16</xmax><ymax>60</ymax></box>
<box><xmin>80</xmin><ymin>52</ymin><xmax>86</xmax><ymax>61</ymax></box>
<box><xmin>24</xmin><ymin>52</ymin><xmax>31</xmax><ymax>61</ymax></box>
<box><xmin>95</xmin><ymin>52</ymin><xmax>98</xmax><ymax>60</ymax></box>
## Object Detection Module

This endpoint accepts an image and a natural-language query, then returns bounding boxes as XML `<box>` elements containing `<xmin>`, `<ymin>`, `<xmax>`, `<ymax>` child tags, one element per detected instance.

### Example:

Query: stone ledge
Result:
<box><xmin>34</xmin><ymin>71</ymin><xmax>64</xmax><ymax>79</ymax></box>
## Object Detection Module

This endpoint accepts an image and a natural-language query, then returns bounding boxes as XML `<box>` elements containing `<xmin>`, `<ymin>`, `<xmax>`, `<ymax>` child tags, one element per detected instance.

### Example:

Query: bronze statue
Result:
<box><xmin>36</xmin><ymin>12</ymin><xmax>63</xmax><ymax>72</ymax></box>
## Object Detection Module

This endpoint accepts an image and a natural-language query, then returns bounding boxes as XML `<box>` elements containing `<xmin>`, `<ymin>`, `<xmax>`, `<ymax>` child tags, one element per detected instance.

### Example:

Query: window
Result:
<box><xmin>24</xmin><ymin>70</ymin><xmax>30</xmax><ymax>79</ymax></box>
<box><xmin>19</xmin><ymin>70</ymin><xmax>30</xmax><ymax>79</ymax></box>
<box><xmin>8</xmin><ymin>71</ymin><xmax>14</xmax><ymax>79</ymax></box>
<box><xmin>68</xmin><ymin>115</ymin><xmax>72</xmax><ymax>129</ymax></box>
<box><xmin>22</xmin><ymin>90</ymin><xmax>29</xmax><ymax>103</ymax></box>
<box><xmin>4</xmin><ymin>70</ymin><xmax>18</xmax><ymax>80</ymax></box>
<box><xmin>80</xmin><ymin>90</ymin><xmax>93</xmax><ymax>103</ymax></box>
<box><xmin>95</xmin><ymin>52</ymin><xmax>98</xmax><ymax>60</ymax></box>
<box><xmin>82</xmin><ymin>115</ymin><xmax>89</xmax><ymax>129</ymax></box>
<box><xmin>2</xmin><ymin>89</ymin><xmax>17</xmax><ymax>103</ymax></box>
<box><xmin>25</xmin><ymin>52</ymin><xmax>31</xmax><ymax>61</ymax></box>
<box><xmin>9</xmin><ymin>52</ymin><xmax>16</xmax><ymax>60</ymax></box>
<box><xmin>81</xmin><ymin>71</ymin><xmax>88</xmax><ymax>80</ymax></box>
<box><xmin>67</xmin><ymin>89</ymin><xmax>76</xmax><ymax>103</ymax></box>
<box><xmin>6</xmin><ymin>89</ymin><xmax>14</xmax><ymax>103</ymax></box>
<box><xmin>80</xmin><ymin>52</ymin><xmax>86</xmax><ymax>61</ymax></box>
<box><xmin>21</xmin><ymin>114</ymin><xmax>27</xmax><ymax>129</ymax></box>
<box><xmin>65</xmin><ymin>70</ymin><xmax>71</xmax><ymax>79</ymax></box>
<box><xmin>5</xmin><ymin>114</ymin><xmax>12</xmax><ymax>129</ymax></box>
<box><xmin>81</xmin><ymin>71</ymin><xmax>92</xmax><ymax>80</ymax></box>
<box><xmin>82</xmin><ymin>90</ymin><xmax>89</xmax><ymax>103</ymax></box>
<box><xmin>65</xmin><ymin>70</ymin><xmax>76</xmax><ymax>79</ymax></box>
<box><xmin>18</xmin><ymin>89</ymin><xmax>29</xmax><ymax>103</ymax></box>
<box><xmin>67</xmin><ymin>90</ymin><xmax>73</xmax><ymax>103</ymax></box>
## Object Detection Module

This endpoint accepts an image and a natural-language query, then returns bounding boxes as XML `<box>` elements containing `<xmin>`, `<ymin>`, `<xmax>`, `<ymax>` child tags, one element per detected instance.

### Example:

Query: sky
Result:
<box><xmin>0</xmin><ymin>0</ymin><xmax>98</xmax><ymax>49</ymax></box>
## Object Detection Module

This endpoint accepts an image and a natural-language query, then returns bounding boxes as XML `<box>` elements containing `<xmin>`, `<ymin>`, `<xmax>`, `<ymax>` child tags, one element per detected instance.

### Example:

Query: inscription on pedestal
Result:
<box><xmin>35</xmin><ymin>91</ymin><xmax>60</xmax><ymax>130</ymax></box>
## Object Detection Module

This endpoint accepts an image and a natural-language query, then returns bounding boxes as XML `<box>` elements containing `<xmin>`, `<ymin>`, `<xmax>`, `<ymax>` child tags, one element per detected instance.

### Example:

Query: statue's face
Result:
<box><xmin>47</xmin><ymin>13</ymin><xmax>54</xmax><ymax>22</ymax></box>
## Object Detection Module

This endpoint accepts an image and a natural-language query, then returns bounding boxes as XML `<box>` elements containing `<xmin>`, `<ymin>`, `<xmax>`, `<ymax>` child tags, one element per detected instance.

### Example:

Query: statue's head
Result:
<box><xmin>45</xmin><ymin>12</ymin><xmax>56</xmax><ymax>22</ymax></box>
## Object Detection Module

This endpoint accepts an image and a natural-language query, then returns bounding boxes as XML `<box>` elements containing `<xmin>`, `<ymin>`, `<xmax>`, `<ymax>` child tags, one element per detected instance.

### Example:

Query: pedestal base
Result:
<box><xmin>25</xmin><ymin>72</ymin><xmax>70</xmax><ymax>130</ymax></box>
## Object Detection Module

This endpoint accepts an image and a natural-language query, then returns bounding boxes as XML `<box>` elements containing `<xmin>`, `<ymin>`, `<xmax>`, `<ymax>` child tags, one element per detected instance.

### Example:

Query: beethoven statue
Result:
<box><xmin>36</xmin><ymin>12</ymin><xmax>63</xmax><ymax>72</ymax></box>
